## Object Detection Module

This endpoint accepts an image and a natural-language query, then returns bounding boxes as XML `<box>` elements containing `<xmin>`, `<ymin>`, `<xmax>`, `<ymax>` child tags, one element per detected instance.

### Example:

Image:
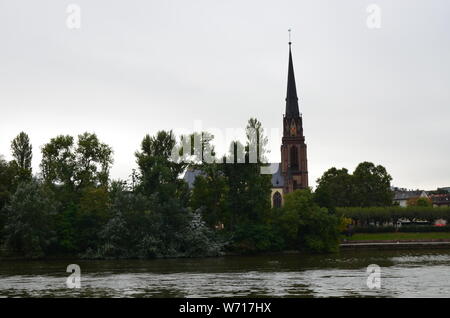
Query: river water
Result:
<box><xmin>1</xmin><ymin>249</ymin><xmax>450</xmax><ymax>297</ymax></box>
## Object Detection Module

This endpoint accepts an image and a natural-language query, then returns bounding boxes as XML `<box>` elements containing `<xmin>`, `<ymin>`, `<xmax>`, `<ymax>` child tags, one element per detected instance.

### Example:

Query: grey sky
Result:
<box><xmin>1</xmin><ymin>0</ymin><xmax>449</xmax><ymax>190</ymax></box>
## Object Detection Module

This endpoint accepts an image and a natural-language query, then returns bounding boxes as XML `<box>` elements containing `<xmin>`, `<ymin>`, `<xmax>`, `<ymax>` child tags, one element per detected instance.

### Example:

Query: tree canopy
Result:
<box><xmin>0</xmin><ymin>123</ymin><xmax>402</xmax><ymax>258</ymax></box>
<box><xmin>315</xmin><ymin>161</ymin><xmax>394</xmax><ymax>209</ymax></box>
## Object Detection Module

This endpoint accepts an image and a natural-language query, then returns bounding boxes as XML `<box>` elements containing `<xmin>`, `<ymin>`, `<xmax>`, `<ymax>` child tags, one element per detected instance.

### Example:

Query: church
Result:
<box><xmin>184</xmin><ymin>41</ymin><xmax>309</xmax><ymax>208</ymax></box>
<box><xmin>269</xmin><ymin>41</ymin><xmax>308</xmax><ymax>208</ymax></box>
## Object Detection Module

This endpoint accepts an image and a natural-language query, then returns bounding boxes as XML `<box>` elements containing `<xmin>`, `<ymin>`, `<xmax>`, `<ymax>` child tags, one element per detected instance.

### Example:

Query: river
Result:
<box><xmin>1</xmin><ymin>249</ymin><xmax>450</xmax><ymax>297</ymax></box>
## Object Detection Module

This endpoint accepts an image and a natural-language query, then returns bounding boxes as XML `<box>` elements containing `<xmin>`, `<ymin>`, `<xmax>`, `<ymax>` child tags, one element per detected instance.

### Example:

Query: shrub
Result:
<box><xmin>278</xmin><ymin>189</ymin><xmax>340</xmax><ymax>253</ymax></box>
<box><xmin>354</xmin><ymin>226</ymin><xmax>396</xmax><ymax>233</ymax></box>
<box><xmin>231</xmin><ymin>223</ymin><xmax>285</xmax><ymax>254</ymax></box>
<box><xmin>3</xmin><ymin>180</ymin><xmax>57</xmax><ymax>258</ymax></box>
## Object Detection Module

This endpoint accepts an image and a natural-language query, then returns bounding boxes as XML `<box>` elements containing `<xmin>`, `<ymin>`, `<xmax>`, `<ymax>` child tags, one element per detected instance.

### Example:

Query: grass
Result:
<box><xmin>344</xmin><ymin>232</ymin><xmax>450</xmax><ymax>242</ymax></box>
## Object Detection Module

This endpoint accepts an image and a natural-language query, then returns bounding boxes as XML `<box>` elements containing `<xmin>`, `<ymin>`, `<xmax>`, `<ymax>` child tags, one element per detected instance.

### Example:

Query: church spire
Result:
<box><xmin>285</xmin><ymin>40</ymin><xmax>300</xmax><ymax>118</ymax></box>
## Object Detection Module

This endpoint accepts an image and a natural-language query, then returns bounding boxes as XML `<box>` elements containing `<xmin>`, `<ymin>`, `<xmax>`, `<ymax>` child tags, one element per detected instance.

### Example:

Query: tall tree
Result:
<box><xmin>41</xmin><ymin>135</ymin><xmax>76</xmax><ymax>189</ymax></box>
<box><xmin>0</xmin><ymin>156</ymin><xmax>16</xmax><ymax>243</ymax></box>
<box><xmin>246</xmin><ymin>117</ymin><xmax>269</xmax><ymax>164</ymax></box>
<box><xmin>76</xmin><ymin>132</ymin><xmax>113</xmax><ymax>188</ymax></box>
<box><xmin>191</xmin><ymin>119</ymin><xmax>272</xmax><ymax>231</ymax></box>
<box><xmin>315</xmin><ymin>162</ymin><xmax>394</xmax><ymax>209</ymax></box>
<box><xmin>11</xmin><ymin>132</ymin><xmax>33</xmax><ymax>182</ymax></box>
<box><xmin>75</xmin><ymin>186</ymin><xmax>111</xmax><ymax>252</ymax></box>
<box><xmin>352</xmin><ymin>161</ymin><xmax>393</xmax><ymax>207</ymax></box>
<box><xmin>3</xmin><ymin>179</ymin><xmax>56</xmax><ymax>258</ymax></box>
<box><xmin>222</xmin><ymin>140</ymin><xmax>271</xmax><ymax>229</ymax></box>
<box><xmin>135</xmin><ymin>130</ymin><xmax>187</xmax><ymax>202</ymax></box>
<box><xmin>190</xmin><ymin>163</ymin><xmax>228</xmax><ymax>228</ymax></box>
<box><xmin>277</xmin><ymin>189</ymin><xmax>340</xmax><ymax>253</ymax></box>
<box><xmin>0</xmin><ymin>156</ymin><xmax>15</xmax><ymax>211</ymax></box>
<box><xmin>314</xmin><ymin>168</ymin><xmax>354</xmax><ymax>210</ymax></box>
<box><xmin>40</xmin><ymin>133</ymin><xmax>113</xmax><ymax>253</ymax></box>
<box><xmin>41</xmin><ymin>133</ymin><xmax>113</xmax><ymax>192</ymax></box>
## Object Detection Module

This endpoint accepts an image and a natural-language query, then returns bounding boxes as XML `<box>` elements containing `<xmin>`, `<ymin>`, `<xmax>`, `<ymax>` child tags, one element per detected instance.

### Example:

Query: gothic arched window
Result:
<box><xmin>273</xmin><ymin>192</ymin><xmax>282</xmax><ymax>208</ymax></box>
<box><xmin>290</xmin><ymin>146</ymin><xmax>298</xmax><ymax>170</ymax></box>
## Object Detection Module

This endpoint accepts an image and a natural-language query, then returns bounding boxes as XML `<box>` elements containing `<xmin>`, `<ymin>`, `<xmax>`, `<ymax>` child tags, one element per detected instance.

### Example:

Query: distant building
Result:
<box><xmin>393</xmin><ymin>189</ymin><xmax>429</xmax><ymax>207</ymax></box>
<box><xmin>429</xmin><ymin>194</ymin><xmax>450</xmax><ymax>207</ymax></box>
<box><xmin>183</xmin><ymin>168</ymin><xmax>204</xmax><ymax>189</ymax></box>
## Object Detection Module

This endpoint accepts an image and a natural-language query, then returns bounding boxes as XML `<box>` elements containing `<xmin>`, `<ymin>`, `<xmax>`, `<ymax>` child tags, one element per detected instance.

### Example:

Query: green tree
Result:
<box><xmin>10</xmin><ymin>132</ymin><xmax>33</xmax><ymax>183</ymax></box>
<box><xmin>75</xmin><ymin>186</ymin><xmax>111</xmax><ymax>252</ymax></box>
<box><xmin>190</xmin><ymin>164</ymin><xmax>228</xmax><ymax>228</ymax></box>
<box><xmin>132</xmin><ymin>131</ymin><xmax>197</xmax><ymax>257</ymax></box>
<box><xmin>220</xmin><ymin>119</ymin><xmax>272</xmax><ymax>230</ymax></box>
<box><xmin>0</xmin><ymin>156</ymin><xmax>15</xmax><ymax>211</ymax></box>
<box><xmin>0</xmin><ymin>156</ymin><xmax>16</xmax><ymax>244</ymax></box>
<box><xmin>407</xmin><ymin>197</ymin><xmax>433</xmax><ymax>207</ymax></box>
<box><xmin>3</xmin><ymin>180</ymin><xmax>56</xmax><ymax>258</ymax></box>
<box><xmin>94</xmin><ymin>187</ymin><xmax>150</xmax><ymax>258</ymax></box>
<box><xmin>76</xmin><ymin>132</ymin><xmax>113</xmax><ymax>188</ymax></box>
<box><xmin>40</xmin><ymin>133</ymin><xmax>113</xmax><ymax>254</ymax></box>
<box><xmin>135</xmin><ymin>131</ymin><xmax>187</xmax><ymax>202</ymax></box>
<box><xmin>97</xmin><ymin>211</ymin><xmax>131</xmax><ymax>258</ymax></box>
<box><xmin>315</xmin><ymin>162</ymin><xmax>394</xmax><ymax>209</ymax></box>
<box><xmin>190</xmin><ymin>119</ymin><xmax>271</xmax><ymax>234</ymax></box>
<box><xmin>232</xmin><ymin>223</ymin><xmax>285</xmax><ymax>253</ymax></box>
<box><xmin>277</xmin><ymin>189</ymin><xmax>340</xmax><ymax>253</ymax></box>
<box><xmin>353</xmin><ymin>162</ymin><xmax>393</xmax><ymax>207</ymax></box>
<box><xmin>180</xmin><ymin>212</ymin><xmax>224</xmax><ymax>257</ymax></box>
<box><xmin>246</xmin><ymin>117</ymin><xmax>269</xmax><ymax>165</ymax></box>
<box><xmin>40</xmin><ymin>135</ymin><xmax>77</xmax><ymax>202</ymax></box>
<box><xmin>41</xmin><ymin>133</ymin><xmax>113</xmax><ymax>190</ymax></box>
<box><xmin>314</xmin><ymin>167</ymin><xmax>354</xmax><ymax>210</ymax></box>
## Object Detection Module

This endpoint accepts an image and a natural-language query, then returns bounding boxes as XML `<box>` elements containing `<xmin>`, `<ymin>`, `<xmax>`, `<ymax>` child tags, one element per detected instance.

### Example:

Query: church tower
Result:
<box><xmin>280</xmin><ymin>41</ymin><xmax>308</xmax><ymax>193</ymax></box>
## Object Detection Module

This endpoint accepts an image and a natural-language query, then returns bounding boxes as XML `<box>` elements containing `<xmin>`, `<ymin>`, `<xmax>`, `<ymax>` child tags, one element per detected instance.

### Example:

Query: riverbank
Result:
<box><xmin>340</xmin><ymin>232</ymin><xmax>450</xmax><ymax>249</ymax></box>
<box><xmin>3</xmin><ymin>232</ymin><xmax>450</xmax><ymax>260</ymax></box>
<box><xmin>341</xmin><ymin>241</ymin><xmax>450</xmax><ymax>249</ymax></box>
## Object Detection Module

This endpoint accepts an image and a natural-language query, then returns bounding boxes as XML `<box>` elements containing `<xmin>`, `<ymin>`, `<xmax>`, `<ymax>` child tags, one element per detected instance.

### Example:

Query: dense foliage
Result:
<box><xmin>2</xmin><ymin>180</ymin><xmax>56</xmax><ymax>258</ymax></box>
<box><xmin>315</xmin><ymin>162</ymin><xmax>394</xmax><ymax>210</ymax></box>
<box><xmin>276</xmin><ymin>189</ymin><xmax>341</xmax><ymax>253</ymax></box>
<box><xmin>0</xmin><ymin>131</ymin><xmax>222</xmax><ymax>258</ymax></box>
<box><xmin>0</xmin><ymin>124</ymin><xmax>424</xmax><ymax>259</ymax></box>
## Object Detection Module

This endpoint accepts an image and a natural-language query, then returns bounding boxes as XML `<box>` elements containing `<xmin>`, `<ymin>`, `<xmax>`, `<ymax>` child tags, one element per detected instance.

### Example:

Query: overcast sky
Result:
<box><xmin>1</xmin><ymin>0</ymin><xmax>449</xmax><ymax>190</ymax></box>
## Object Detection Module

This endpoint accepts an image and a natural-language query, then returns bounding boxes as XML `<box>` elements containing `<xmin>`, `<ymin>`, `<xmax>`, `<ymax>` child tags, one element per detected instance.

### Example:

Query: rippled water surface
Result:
<box><xmin>1</xmin><ymin>249</ymin><xmax>450</xmax><ymax>297</ymax></box>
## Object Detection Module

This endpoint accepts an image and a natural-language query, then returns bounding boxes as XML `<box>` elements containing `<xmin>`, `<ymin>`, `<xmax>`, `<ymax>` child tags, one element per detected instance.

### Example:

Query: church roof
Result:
<box><xmin>285</xmin><ymin>42</ymin><xmax>300</xmax><ymax>118</ymax></box>
<box><xmin>393</xmin><ymin>190</ymin><xmax>428</xmax><ymax>201</ymax></box>
<box><xmin>183</xmin><ymin>163</ymin><xmax>284</xmax><ymax>189</ymax></box>
<box><xmin>270</xmin><ymin>163</ymin><xmax>284</xmax><ymax>188</ymax></box>
<box><xmin>183</xmin><ymin>168</ymin><xmax>205</xmax><ymax>189</ymax></box>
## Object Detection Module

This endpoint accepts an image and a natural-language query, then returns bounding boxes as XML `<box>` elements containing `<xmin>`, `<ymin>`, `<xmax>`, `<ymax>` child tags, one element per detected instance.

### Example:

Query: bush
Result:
<box><xmin>2</xmin><ymin>180</ymin><xmax>57</xmax><ymax>258</ymax></box>
<box><xmin>353</xmin><ymin>226</ymin><xmax>396</xmax><ymax>233</ymax></box>
<box><xmin>277</xmin><ymin>189</ymin><xmax>340</xmax><ymax>253</ymax></box>
<box><xmin>231</xmin><ymin>223</ymin><xmax>285</xmax><ymax>254</ymax></box>
<box><xmin>180</xmin><ymin>212</ymin><xmax>225</xmax><ymax>257</ymax></box>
